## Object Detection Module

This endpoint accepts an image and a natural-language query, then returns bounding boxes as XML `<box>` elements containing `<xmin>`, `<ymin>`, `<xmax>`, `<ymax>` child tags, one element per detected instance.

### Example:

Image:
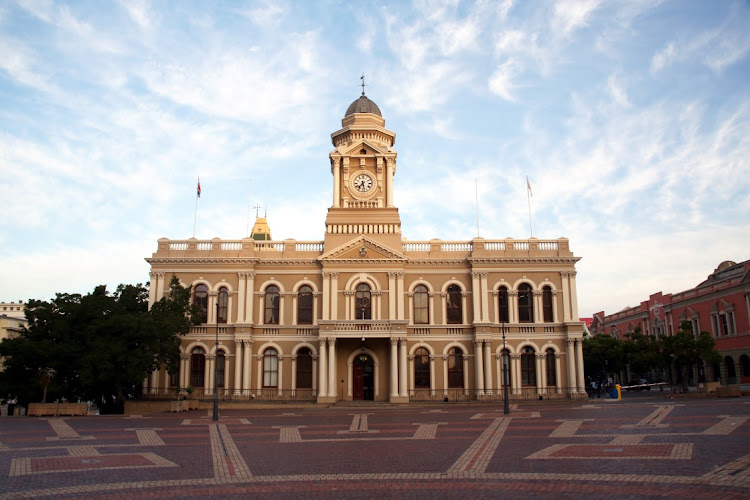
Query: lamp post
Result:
<box><xmin>212</xmin><ymin>302</ymin><xmax>219</xmax><ymax>421</ymax></box>
<box><xmin>502</xmin><ymin>322</ymin><xmax>510</xmax><ymax>415</ymax></box>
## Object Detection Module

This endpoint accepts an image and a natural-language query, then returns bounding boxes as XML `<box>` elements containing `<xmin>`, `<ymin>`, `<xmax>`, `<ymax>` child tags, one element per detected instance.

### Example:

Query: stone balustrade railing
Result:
<box><xmin>152</xmin><ymin>237</ymin><xmax>570</xmax><ymax>259</ymax></box>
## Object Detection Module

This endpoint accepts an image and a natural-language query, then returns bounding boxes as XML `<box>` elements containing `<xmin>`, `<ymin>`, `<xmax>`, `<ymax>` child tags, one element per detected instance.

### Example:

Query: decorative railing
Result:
<box><xmin>156</xmin><ymin>237</ymin><xmax>570</xmax><ymax>258</ymax></box>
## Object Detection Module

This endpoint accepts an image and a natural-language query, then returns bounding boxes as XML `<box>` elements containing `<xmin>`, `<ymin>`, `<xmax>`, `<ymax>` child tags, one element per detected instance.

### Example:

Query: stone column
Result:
<box><xmin>512</xmin><ymin>354</ymin><xmax>522</xmax><ymax>394</ymax></box>
<box><xmin>234</xmin><ymin>340</ymin><xmax>243</xmax><ymax>395</ymax></box>
<box><xmin>205</xmin><ymin>355</ymin><xmax>213</xmax><ymax>395</ymax></box>
<box><xmin>533</xmin><ymin>291</ymin><xmax>542</xmax><ymax>323</ymax></box>
<box><xmin>474</xmin><ymin>341</ymin><xmax>484</xmax><ymax>395</ymax></box>
<box><xmin>327</xmin><ymin>338</ymin><xmax>337</xmax><ymax>398</ymax></box>
<box><xmin>398</xmin><ymin>339</ymin><xmax>409</xmax><ymax>398</ymax></box>
<box><xmin>385</xmin><ymin>158</ymin><xmax>394</xmax><ymax>207</ymax></box>
<box><xmin>483</xmin><ymin>341</ymin><xmax>493</xmax><ymax>394</ymax></box>
<box><xmin>246</xmin><ymin>273</ymin><xmax>255</xmax><ymax>324</ymax></box>
<box><xmin>509</xmin><ymin>291</ymin><xmax>518</xmax><ymax>324</ymax></box>
<box><xmin>471</xmin><ymin>272</ymin><xmax>481</xmax><ymax>324</ymax></box>
<box><xmin>429</xmin><ymin>355</ymin><xmax>436</xmax><ymax>396</ymax></box>
<box><xmin>396</xmin><ymin>272</ymin><xmax>405</xmax><ymax>320</ymax></box>
<box><xmin>463</xmin><ymin>355</ymin><xmax>470</xmax><ymax>395</ymax></box>
<box><xmin>332</xmin><ymin>157</ymin><xmax>341</xmax><ymax>208</ymax></box>
<box><xmin>561</xmin><ymin>272</ymin><xmax>571</xmax><ymax>322</ymax></box>
<box><xmin>330</xmin><ymin>273</ymin><xmax>339</xmax><ymax>320</ymax></box>
<box><xmin>180</xmin><ymin>354</ymin><xmax>189</xmax><ymax>390</ymax></box>
<box><xmin>566</xmin><ymin>340</ymin><xmax>576</xmax><ymax>395</ymax></box>
<box><xmin>236</xmin><ymin>273</ymin><xmax>247</xmax><ymax>323</ymax></box>
<box><xmin>399</xmin><ymin>339</ymin><xmax>408</xmax><ymax>397</ymax></box>
<box><xmin>390</xmin><ymin>339</ymin><xmax>399</xmax><ymax>398</ymax></box>
<box><xmin>555</xmin><ymin>354</ymin><xmax>562</xmax><ymax>393</ymax></box>
<box><xmin>537</xmin><ymin>354</ymin><xmax>546</xmax><ymax>395</ymax></box>
<box><xmin>480</xmin><ymin>272</ymin><xmax>489</xmax><ymax>323</ymax></box>
<box><xmin>155</xmin><ymin>272</ymin><xmax>165</xmax><ymax>305</ymax></box>
<box><xmin>319</xmin><ymin>338</ymin><xmax>328</xmax><ymax>397</ymax></box>
<box><xmin>575</xmin><ymin>339</ymin><xmax>585</xmax><ymax>393</ymax></box>
<box><xmin>148</xmin><ymin>272</ymin><xmax>158</xmax><ymax>308</ymax></box>
<box><xmin>243</xmin><ymin>341</ymin><xmax>252</xmax><ymax>394</ymax></box>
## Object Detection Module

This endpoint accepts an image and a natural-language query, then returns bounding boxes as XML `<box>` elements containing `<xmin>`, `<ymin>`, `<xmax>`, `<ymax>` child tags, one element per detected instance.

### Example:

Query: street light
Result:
<box><xmin>502</xmin><ymin>321</ymin><xmax>509</xmax><ymax>415</ymax></box>
<box><xmin>213</xmin><ymin>302</ymin><xmax>219</xmax><ymax>421</ymax></box>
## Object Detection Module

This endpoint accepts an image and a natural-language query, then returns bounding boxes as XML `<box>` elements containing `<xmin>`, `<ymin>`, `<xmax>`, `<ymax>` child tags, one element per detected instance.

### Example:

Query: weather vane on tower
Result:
<box><xmin>360</xmin><ymin>73</ymin><xmax>366</xmax><ymax>96</ymax></box>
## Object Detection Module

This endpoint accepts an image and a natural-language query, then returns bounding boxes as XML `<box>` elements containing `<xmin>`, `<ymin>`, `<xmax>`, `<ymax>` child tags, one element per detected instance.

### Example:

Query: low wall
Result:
<box><xmin>27</xmin><ymin>402</ymin><xmax>87</xmax><ymax>416</ymax></box>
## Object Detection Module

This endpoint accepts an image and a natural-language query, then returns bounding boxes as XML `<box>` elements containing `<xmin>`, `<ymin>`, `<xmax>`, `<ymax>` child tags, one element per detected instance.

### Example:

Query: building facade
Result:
<box><xmin>590</xmin><ymin>260</ymin><xmax>750</xmax><ymax>385</ymax></box>
<box><xmin>145</xmin><ymin>93</ymin><xmax>587</xmax><ymax>403</ymax></box>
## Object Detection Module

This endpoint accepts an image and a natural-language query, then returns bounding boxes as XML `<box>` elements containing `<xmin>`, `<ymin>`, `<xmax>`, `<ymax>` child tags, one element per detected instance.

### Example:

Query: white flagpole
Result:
<box><xmin>475</xmin><ymin>178</ymin><xmax>480</xmax><ymax>237</ymax></box>
<box><xmin>526</xmin><ymin>176</ymin><xmax>533</xmax><ymax>238</ymax></box>
<box><xmin>251</xmin><ymin>179</ymin><xmax>253</xmax><ymax>238</ymax></box>
<box><xmin>193</xmin><ymin>177</ymin><xmax>200</xmax><ymax>238</ymax></box>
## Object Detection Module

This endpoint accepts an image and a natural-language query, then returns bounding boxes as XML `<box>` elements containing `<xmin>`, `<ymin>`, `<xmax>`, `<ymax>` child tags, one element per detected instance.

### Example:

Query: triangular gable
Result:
<box><xmin>338</xmin><ymin>139</ymin><xmax>391</xmax><ymax>156</ymax></box>
<box><xmin>318</xmin><ymin>235</ymin><xmax>407</xmax><ymax>263</ymax></box>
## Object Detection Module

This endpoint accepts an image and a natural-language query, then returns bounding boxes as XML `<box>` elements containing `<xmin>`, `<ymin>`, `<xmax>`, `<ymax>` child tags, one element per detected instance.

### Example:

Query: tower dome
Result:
<box><xmin>345</xmin><ymin>94</ymin><xmax>382</xmax><ymax>117</ymax></box>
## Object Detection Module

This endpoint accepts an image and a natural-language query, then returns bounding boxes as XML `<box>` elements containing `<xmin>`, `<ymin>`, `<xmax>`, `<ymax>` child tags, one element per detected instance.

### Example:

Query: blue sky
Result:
<box><xmin>1</xmin><ymin>0</ymin><xmax>749</xmax><ymax>317</ymax></box>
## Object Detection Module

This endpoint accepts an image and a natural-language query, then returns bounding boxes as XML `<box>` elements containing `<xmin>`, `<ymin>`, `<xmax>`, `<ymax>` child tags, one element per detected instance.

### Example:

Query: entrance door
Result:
<box><xmin>353</xmin><ymin>354</ymin><xmax>374</xmax><ymax>401</ymax></box>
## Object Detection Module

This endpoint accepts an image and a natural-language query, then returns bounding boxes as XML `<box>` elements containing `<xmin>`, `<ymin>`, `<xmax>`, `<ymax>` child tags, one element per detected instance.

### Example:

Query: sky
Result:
<box><xmin>1</xmin><ymin>0</ymin><xmax>749</xmax><ymax>317</ymax></box>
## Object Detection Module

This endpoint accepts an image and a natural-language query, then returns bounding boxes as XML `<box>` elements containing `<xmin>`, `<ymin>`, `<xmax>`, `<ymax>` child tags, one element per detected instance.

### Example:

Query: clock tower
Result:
<box><xmin>324</xmin><ymin>91</ymin><xmax>402</xmax><ymax>251</ymax></box>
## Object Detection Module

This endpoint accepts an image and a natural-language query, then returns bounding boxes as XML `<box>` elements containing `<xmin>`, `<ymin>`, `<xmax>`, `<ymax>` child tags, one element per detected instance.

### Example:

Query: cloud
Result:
<box><xmin>551</xmin><ymin>0</ymin><xmax>602</xmax><ymax>36</ymax></box>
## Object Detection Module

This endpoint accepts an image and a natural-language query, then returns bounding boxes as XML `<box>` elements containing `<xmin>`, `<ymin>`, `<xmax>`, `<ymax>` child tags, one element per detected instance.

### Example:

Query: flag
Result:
<box><xmin>197</xmin><ymin>179</ymin><xmax>201</xmax><ymax>198</ymax></box>
<box><xmin>526</xmin><ymin>176</ymin><xmax>532</xmax><ymax>197</ymax></box>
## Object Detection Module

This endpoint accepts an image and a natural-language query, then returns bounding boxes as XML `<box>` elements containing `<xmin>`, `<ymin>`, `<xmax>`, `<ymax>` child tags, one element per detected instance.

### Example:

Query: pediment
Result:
<box><xmin>338</xmin><ymin>139</ymin><xmax>391</xmax><ymax>156</ymax></box>
<box><xmin>318</xmin><ymin>235</ymin><xmax>406</xmax><ymax>263</ymax></box>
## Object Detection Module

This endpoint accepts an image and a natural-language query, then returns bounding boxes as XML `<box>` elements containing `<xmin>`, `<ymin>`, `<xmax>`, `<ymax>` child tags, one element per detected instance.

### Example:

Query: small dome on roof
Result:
<box><xmin>345</xmin><ymin>95</ymin><xmax>382</xmax><ymax>117</ymax></box>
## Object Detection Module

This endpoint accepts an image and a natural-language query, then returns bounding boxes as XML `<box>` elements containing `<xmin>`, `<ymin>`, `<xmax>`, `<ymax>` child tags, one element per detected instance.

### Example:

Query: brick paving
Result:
<box><xmin>0</xmin><ymin>396</ymin><xmax>749</xmax><ymax>498</ymax></box>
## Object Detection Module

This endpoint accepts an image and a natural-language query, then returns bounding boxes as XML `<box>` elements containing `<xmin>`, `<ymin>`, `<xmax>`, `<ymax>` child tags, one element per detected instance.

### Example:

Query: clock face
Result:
<box><xmin>353</xmin><ymin>173</ymin><xmax>374</xmax><ymax>193</ymax></box>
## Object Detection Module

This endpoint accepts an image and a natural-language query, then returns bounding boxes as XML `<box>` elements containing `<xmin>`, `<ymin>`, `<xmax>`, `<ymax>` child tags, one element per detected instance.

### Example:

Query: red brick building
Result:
<box><xmin>590</xmin><ymin>260</ymin><xmax>750</xmax><ymax>385</ymax></box>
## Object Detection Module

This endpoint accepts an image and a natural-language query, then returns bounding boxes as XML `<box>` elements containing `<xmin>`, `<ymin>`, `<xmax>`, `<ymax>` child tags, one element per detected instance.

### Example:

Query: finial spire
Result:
<box><xmin>360</xmin><ymin>73</ymin><xmax>366</xmax><ymax>96</ymax></box>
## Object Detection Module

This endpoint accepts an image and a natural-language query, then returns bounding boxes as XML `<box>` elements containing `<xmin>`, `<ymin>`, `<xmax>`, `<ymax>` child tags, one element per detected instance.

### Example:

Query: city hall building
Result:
<box><xmin>144</xmin><ymin>92</ymin><xmax>586</xmax><ymax>404</ymax></box>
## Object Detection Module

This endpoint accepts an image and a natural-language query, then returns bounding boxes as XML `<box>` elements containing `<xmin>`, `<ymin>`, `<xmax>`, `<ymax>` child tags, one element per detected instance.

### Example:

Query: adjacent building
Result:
<box><xmin>590</xmin><ymin>260</ymin><xmax>750</xmax><ymax>385</ymax></box>
<box><xmin>145</xmin><ymin>92</ymin><xmax>587</xmax><ymax>403</ymax></box>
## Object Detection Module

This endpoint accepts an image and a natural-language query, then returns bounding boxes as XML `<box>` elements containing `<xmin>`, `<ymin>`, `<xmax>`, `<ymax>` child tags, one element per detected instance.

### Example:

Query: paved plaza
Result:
<box><xmin>1</xmin><ymin>395</ymin><xmax>749</xmax><ymax>499</ymax></box>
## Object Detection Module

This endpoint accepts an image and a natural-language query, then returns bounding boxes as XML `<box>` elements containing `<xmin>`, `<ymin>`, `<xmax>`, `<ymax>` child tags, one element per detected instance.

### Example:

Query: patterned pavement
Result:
<box><xmin>1</xmin><ymin>396</ymin><xmax>749</xmax><ymax>499</ymax></box>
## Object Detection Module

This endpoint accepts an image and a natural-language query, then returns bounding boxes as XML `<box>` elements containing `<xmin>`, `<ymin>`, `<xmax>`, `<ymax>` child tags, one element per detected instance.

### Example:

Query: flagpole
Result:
<box><xmin>251</xmin><ymin>179</ymin><xmax>253</xmax><ymax>238</ymax></box>
<box><xmin>475</xmin><ymin>178</ymin><xmax>480</xmax><ymax>238</ymax></box>
<box><xmin>193</xmin><ymin>177</ymin><xmax>200</xmax><ymax>238</ymax></box>
<box><xmin>526</xmin><ymin>176</ymin><xmax>533</xmax><ymax>238</ymax></box>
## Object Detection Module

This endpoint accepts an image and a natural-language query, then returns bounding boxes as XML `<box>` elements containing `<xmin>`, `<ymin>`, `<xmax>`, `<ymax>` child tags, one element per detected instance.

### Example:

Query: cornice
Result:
<box><xmin>146</xmin><ymin>258</ymin><xmax>260</xmax><ymax>265</ymax></box>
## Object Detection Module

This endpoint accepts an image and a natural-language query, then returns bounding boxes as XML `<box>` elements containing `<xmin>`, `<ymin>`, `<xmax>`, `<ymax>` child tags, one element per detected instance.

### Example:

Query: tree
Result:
<box><xmin>623</xmin><ymin>327</ymin><xmax>661</xmax><ymax>379</ymax></box>
<box><xmin>583</xmin><ymin>334</ymin><xmax>625</xmax><ymax>384</ymax></box>
<box><xmin>0</xmin><ymin>276</ymin><xmax>198</xmax><ymax>412</ymax></box>
<box><xmin>660</xmin><ymin>321</ymin><xmax>720</xmax><ymax>391</ymax></box>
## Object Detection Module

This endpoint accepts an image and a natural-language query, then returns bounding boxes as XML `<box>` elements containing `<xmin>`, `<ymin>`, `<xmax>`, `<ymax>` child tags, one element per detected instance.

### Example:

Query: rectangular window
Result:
<box><xmin>216</xmin><ymin>355</ymin><xmax>225</xmax><ymax>387</ymax></box>
<box><xmin>263</xmin><ymin>356</ymin><xmax>278</xmax><ymax>387</ymax></box>
<box><xmin>720</xmin><ymin>314</ymin><xmax>729</xmax><ymax>336</ymax></box>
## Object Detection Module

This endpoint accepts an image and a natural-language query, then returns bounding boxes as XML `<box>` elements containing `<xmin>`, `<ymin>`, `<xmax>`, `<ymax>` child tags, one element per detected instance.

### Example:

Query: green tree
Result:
<box><xmin>622</xmin><ymin>327</ymin><xmax>661</xmax><ymax>378</ymax></box>
<box><xmin>583</xmin><ymin>334</ymin><xmax>625</xmax><ymax>384</ymax></box>
<box><xmin>660</xmin><ymin>321</ymin><xmax>720</xmax><ymax>391</ymax></box>
<box><xmin>0</xmin><ymin>276</ymin><xmax>198</xmax><ymax>412</ymax></box>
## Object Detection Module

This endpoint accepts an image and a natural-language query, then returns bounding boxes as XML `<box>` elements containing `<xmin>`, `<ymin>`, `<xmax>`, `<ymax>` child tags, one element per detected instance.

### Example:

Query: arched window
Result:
<box><xmin>545</xmin><ymin>348</ymin><xmax>556</xmax><ymax>386</ymax></box>
<box><xmin>518</xmin><ymin>283</ymin><xmax>534</xmax><ymax>323</ymax></box>
<box><xmin>447</xmin><ymin>347</ymin><xmax>464</xmax><ymax>388</ymax></box>
<box><xmin>297</xmin><ymin>285</ymin><xmax>313</xmax><ymax>325</ymax></box>
<box><xmin>413</xmin><ymin>284</ymin><xmax>429</xmax><ymax>324</ymax></box>
<box><xmin>356</xmin><ymin>283</ymin><xmax>371</xmax><ymax>320</ymax></box>
<box><xmin>446</xmin><ymin>284</ymin><xmax>462</xmax><ymax>324</ymax></box>
<box><xmin>193</xmin><ymin>284</ymin><xmax>208</xmax><ymax>323</ymax></box>
<box><xmin>542</xmin><ymin>286</ymin><xmax>553</xmax><ymax>322</ymax></box>
<box><xmin>264</xmin><ymin>285</ymin><xmax>280</xmax><ymax>325</ymax></box>
<box><xmin>497</xmin><ymin>286</ymin><xmax>509</xmax><ymax>323</ymax></box>
<box><xmin>263</xmin><ymin>348</ymin><xmax>279</xmax><ymax>388</ymax></box>
<box><xmin>521</xmin><ymin>346</ymin><xmax>536</xmax><ymax>386</ymax></box>
<box><xmin>414</xmin><ymin>347</ymin><xmax>430</xmax><ymax>389</ymax></box>
<box><xmin>296</xmin><ymin>347</ymin><xmax>313</xmax><ymax>389</ymax></box>
<box><xmin>215</xmin><ymin>351</ymin><xmax>225</xmax><ymax>387</ymax></box>
<box><xmin>190</xmin><ymin>347</ymin><xmax>205</xmax><ymax>387</ymax></box>
<box><xmin>501</xmin><ymin>348</ymin><xmax>512</xmax><ymax>387</ymax></box>
<box><xmin>217</xmin><ymin>287</ymin><xmax>229</xmax><ymax>324</ymax></box>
